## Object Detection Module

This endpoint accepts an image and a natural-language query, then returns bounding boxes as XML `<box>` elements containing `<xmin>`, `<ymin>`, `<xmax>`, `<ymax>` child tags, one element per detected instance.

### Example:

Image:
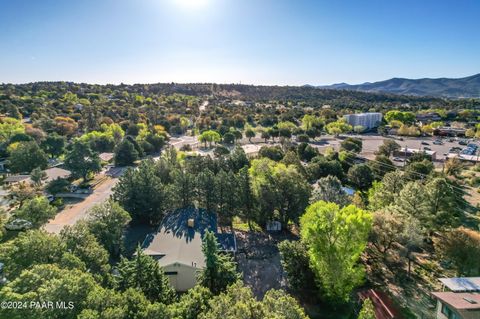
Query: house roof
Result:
<box><xmin>142</xmin><ymin>208</ymin><xmax>218</xmax><ymax>269</ymax></box>
<box><xmin>44</xmin><ymin>167</ymin><xmax>71</xmax><ymax>182</ymax></box>
<box><xmin>4</xmin><ymin>175</ymin><xmax>31</xmax><ymax>183</ymax></box>
<box><xmin>431</xmin><ymin>292</ymin><xmax>480</xmax><ymax>310</ymax></box>
<box><xmin>99</xmin><ymin>152</ymin><xmax>114</xmax><ymax>162</ymax></box>
<box><xmin>439</xmin><ymin>277</ymin><xmax>480</xmax><ymax>292</ymax></box>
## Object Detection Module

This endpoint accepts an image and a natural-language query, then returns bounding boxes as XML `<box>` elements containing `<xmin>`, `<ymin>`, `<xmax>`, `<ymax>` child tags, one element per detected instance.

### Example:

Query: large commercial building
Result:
<box><xmin>343</xmin><ymin>112</ymin><xmax>383</xmax><ymax>130</ymax></box>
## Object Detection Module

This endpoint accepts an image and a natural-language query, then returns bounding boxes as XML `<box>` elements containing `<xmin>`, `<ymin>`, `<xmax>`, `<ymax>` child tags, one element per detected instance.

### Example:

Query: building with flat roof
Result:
<box><xmin>393</xmin><ymin>147</ymin><xmax>437</xmax><ymax>161</ymax></box>
<box><xmin>343</xmin><ymin>112</ymin><xmax>383</xmax><ymax>130</ymax></box>
<box><xmin>141</xmin><ymin>208</ymin><xmax>236</xmax><ymax>291</ymax></box>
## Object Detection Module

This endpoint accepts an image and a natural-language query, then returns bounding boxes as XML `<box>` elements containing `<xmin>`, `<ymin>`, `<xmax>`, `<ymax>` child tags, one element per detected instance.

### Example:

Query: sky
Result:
<box><xmin>0</xmin><ymin>0</ymin><xmax>479</xmax><ymax>85</ymax></box>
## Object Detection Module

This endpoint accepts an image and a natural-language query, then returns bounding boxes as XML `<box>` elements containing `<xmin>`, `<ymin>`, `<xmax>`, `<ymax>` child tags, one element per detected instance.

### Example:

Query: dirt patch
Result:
<box><xmin>235</xmin><ymin>230</ymin><xmax>296</xmax><ymax>298</ymax></box>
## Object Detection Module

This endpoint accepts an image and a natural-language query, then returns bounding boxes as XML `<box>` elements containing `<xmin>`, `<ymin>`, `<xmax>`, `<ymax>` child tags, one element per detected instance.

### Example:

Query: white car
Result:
<box><xmin>4</xmin><ymin>219</ymin><xmax>33</xmax><ymax>231</ymax></box>
<box><xmin>393</xmin><ymin>157</ymin><xmax>404</xmax><ymax>162</ymax></box>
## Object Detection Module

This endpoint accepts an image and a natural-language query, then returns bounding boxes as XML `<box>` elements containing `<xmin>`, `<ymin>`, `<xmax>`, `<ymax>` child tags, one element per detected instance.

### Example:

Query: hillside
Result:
<box><xmin>321</xmin><ymin>74</ymin><xmax>480</xmax><ymax>98</ymax></box>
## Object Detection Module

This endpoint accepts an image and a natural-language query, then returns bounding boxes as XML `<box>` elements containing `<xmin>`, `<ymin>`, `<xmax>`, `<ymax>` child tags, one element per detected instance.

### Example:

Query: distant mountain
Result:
<box><xmin>320</xmin><ymin>74</ymin><xmax>480</xmax><ymax>99</ymax></box>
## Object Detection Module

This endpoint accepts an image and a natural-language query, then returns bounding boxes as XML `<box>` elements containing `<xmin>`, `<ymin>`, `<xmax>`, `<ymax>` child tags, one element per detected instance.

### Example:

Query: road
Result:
<box><xmin>44</xmin><ymin>176</ymin><xmax>119</xmax><ymax>234</ymax></box>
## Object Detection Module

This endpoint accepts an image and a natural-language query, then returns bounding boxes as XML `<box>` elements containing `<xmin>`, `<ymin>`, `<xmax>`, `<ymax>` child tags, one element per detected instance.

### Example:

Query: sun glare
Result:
<box><xmin>175</xmin><ymin>0</ymin><xmax>209</xmax><ymax>9</ymax></box>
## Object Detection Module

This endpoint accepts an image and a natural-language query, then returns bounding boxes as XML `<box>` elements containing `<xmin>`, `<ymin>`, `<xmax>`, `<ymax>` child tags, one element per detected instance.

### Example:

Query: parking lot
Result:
<box><xmin>312</xmin><ymin>134</ymin><xmax>477</xmax><ymax>166</ymax></box>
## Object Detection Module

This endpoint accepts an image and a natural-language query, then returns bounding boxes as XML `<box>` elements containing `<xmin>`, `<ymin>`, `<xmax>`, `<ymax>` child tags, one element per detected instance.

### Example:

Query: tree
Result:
<box><xmin>347</xmin><ymin>164</ymin><xmax>374</xmax><ymax>191</ymax></box>
<box><xmin>435</xmin><ymin>227</ymin><xmax>480</xmax><ymax>276</ymax></box>
<box><xmin>112</xmin><ymin>159</ymin><xmax>171</xmax><ymax>224</ymax></box>
<box><xmin>340</xmin><ymin>137</ymin><xmax>362</xmax><ymax>153</ymax></box>
<box><xmin>404</xmin><ymin>159</ymin><xmax>433</xmax><ymax>181</ymax></box>
<box><xmin>398</xmin><ymin>217</ymin><xmax>423</xmax><ymax>277</ymax></box>
<box><xmin>0</xmin><ymin>264</ymin><xmax>97</xmax><ymax>319</ymax></box>
<box><xmin>368</xmin><ymin>155</ymin><xmax>394</xmax><ymax>179</ymax></box>
<box><xmin>237</xmin><ymin>166</ymin><xmax>256</xmax><ymax>229</ymax></box>
<box><xmin>46</xmin><ymin>178</ymin><xmax>70</xmax><ymax>195</ymax></box>
<box><xmin>245</xmin><ymin>128</ymin><xmax>255</xmax><ymax>143</ymax></box>
<box><xmin>86</xmin><ymin>200</ymin><xmax>131</xmax><ymax>257</ymax></box>
<box><xmin>8</xmin><ymin>141</ymin><xmax>48</xmax><ymax>173</ymax></box>
<box><xmin>199</xmin><ymin>282</ymin><xmax>308</xmax><ymax>319</ymax></box>
<box><xmin>376</xmin><ymin>139</ymin><xmax>400</xmax><ymax>157</ymax></box>
<box><xmin>358</xmin><ymin>298</ymin><xmax>375</xmax><ymax>319</ymax></box>
<box><xmin>198</xmin><ymin>231</ymin><xmax>240</xmax><ymax>295</ymax></box>
<box><xmin>311</xmin><ymin>175</ymin><xmax>350</xmax><ymax>207</ymax></box>
<box><xmin>114</xmin><ymin>138</ymin><xmax>139</xmax><ymax>166</ymax></box>
<box><xmin>297</xmin><ymin>142</ymin><xmax>319</xmax><ymax>162</ymax></box>
<box><xmin>60</xmin><ymin>222</ymin><xmax>111</xmax><ymax>276</ymax></box>
<box><xmin>394</xmin><ymin>181</ymin><xmax>429</xmax><ymax>221</ymax></box>
<box><xmin>249</xmin><ymin>159</ymin><xmax>311</xmax><ymax>227</ymax></box>
<box><xmin>41</xmin><ymin>133</ymin><xmax>66</xmax><ymax>158</ymax></box>
<box><xmin>65</xmin><ymin>140</ymin><xmax>101</xmax><ymax>182</ymax></box>
<box><xmin>306</xmin><ymin>157</ymin><xmax>344</xmax><ymax>181</ymax></box>
<box><xmin>199</xmin><ymin>130</ymin><xmax>221</xmax><ymax>148</ymax></box>
<box><xmin>368</xmin><ymin>171</ymin><xmax>405</xmax><ymax>211</ymax></box>
<box><xmin>444</xmin><ymin>157</ymin><xmax>464</xmax><ymax>177</ymax></box>
<box><xmin>278</xmin><ymin>240</ymin><xmax>316</xmax><ymax>292</ymax></box>
<box><xmin>424</xmin><ymin>177</ymin><xmax>465</xmax><ymax>230</ymax></box>
<box><xmin>30</xmin><ymin>166</ymin><xmax>47</xmax><ymax>186</ymax></box>
<box><xmin>196</xmin><ymin>169</ymin><xmax>217</xmax><ymax>212</ymax></box>
<box><xmin>14</xmin><ymin>196</ymin><xmax>57</xmax><ymax>227</ymax></box>
<box><xmin>116</xmin><ymin>247</ymin><xmax>176</xmax><ymax>304</ymax></box>
<box><xmin>0</xmin><ymin>230</ymin><xmax>65</xmax><ymax>277</ymax></box>
<box><xmin>300</xmin><ymin>201</ymin><xmax>372</xmax><ymax>302</ymax></box>
<box><xmin>370</xmin><ymin>207</ymin><xmax>405</xmax><ymax>257</ymax></box>
<box><xmin>258</xmin><ymin>145</ymin><xmax>284</xmax><ymax>161</ymax></box>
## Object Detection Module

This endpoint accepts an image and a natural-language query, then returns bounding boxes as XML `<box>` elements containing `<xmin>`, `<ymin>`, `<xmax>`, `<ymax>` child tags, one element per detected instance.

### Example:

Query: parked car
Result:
<box><xmin>421</xmin><ymin>141</ymin><xmax>430</xmax><ymax>145</ymax></box>
<box><xmin>424</xmin><ymin>147</ymin><xmax>431</xmax><ymax>150</ymax></box>
<box><xmin>393</xmin><ymin>157</ymin><xmax>404</xmax><ymax>162</ymax></box>
<box><xmin>433</xmin><ymin>140</ymin><xmax>443</xmax><ymax>145</ymax></box>
<box><xmin>4</xmin><ymin>219</ymin><xmax>33</xmax><ymax>231</ymax></box>
<box><xmin>459</xmin><ymin>140</ymin><xmax>468</xmax><ymax>145</ymax></box>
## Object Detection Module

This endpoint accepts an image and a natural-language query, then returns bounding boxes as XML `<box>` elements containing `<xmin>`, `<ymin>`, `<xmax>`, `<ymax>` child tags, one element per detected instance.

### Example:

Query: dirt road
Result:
<box><xmin>44</xmin><ymin>177</ymin><xmax>119</xmax><ymax>234</ymax></box>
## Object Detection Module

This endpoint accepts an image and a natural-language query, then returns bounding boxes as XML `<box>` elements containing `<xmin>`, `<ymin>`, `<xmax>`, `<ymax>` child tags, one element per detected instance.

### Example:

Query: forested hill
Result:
<box><xmin>1</xmin><ymin>82</ymin><xmax>478</xmax><ymax>110</ymax></box>
<box><xmin>320</xmin><ymin>73</ymin><xmax>480</xmax><ymax>99</ymax></box>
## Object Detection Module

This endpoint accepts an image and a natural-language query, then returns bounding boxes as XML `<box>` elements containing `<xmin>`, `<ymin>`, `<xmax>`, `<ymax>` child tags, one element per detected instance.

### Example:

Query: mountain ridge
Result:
<box><xmin>319</xmin><ymin>73</ymin><xmax>480</xmax><ymax>99</ymax></box>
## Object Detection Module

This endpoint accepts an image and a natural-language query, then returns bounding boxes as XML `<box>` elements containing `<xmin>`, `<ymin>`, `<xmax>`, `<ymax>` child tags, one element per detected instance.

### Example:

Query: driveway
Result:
<box><xmin>44</xmin><ymin>176</ymin><xmax>119</xmax><ymax>234</ymax></box>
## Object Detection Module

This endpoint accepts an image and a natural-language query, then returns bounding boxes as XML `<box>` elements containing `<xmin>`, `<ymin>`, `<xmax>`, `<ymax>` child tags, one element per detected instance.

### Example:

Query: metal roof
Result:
<box><xmin>142</xmin><ymin>208</ymin><xmax>235</xmax><ymax>269</ymax></box>
<box><xmin>439</xmin><ymin>277</ymin><xmax>480</xmax><ymax>292</ymax></box>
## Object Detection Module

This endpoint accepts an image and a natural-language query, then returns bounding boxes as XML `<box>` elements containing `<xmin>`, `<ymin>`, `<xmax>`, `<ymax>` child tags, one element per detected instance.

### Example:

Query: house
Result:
<box><xmin>99</xmin><ymin>152</ymin><xmax>114</xmax><ymax>163</ymax></box>
<box><xmin>141</xmin><ymin>208</ymin><xmax>236</xmax><ymax>292</ymax></box>
<box><xmin>416</xmin><ymin>112</ymin><xmax>442</xmax><ymax>123</ymax></box>
<box><xmin>431</xmin><ymin>277</ymin><xmax>480</xmax><ymax>319</ymax></box>
<box><xmin>3</xmin><ymin>175</ymin><xmax>31</xmax><ymax>186</ymax></box>
<box><xmin>44</xmin><ymin>167</ymin><xmax>71</xmax><ymax>183</ymax></box>
<box><xmin>434</xmin><ymin>127</ymin><xmax>467</xmax><ymax>137</ymax></box>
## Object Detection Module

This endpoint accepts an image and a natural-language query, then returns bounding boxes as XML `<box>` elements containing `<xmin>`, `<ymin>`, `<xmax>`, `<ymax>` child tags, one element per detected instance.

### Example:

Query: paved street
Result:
<box><xmin>44</xmin><ymin>176</ymin><xmax>119</xmax><ymax>234</ymax></box>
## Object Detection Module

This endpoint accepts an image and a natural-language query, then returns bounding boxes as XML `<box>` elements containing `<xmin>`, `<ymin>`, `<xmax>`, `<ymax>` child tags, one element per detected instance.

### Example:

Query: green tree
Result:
<box><xmin>112</xmin><ymin>159</ymin><xmax>171</xmax><ymax>224</ymax></box>
<box><xmin>8</xmin><ymin>141</ymin><xmax>48</xmax><ymax>173</ymax></box>
<box><xmin>340</xmin><ymin>137</ymin><xmax>362</xmax><ymax>153</ymax></box>
<box><xmin>86</xmin><ymin>200</ymin><xmax>131</xmax><ymax>257</ymax></box>
<box><xmin>198</xmin><ymin>231</ymin><xmax>240</xmax><ymax>295</ymax></box>
<box><xmin>376</xmin><ymin>139</ymin><xmax>400</xmax><ymax>157</ymax></box>
<box><xmin>30</xmin><ymin>166</ymin><xmax>47</xmax><ymax>186</ymax></box>
<box><xmin>278</xmin><ymin>240</ymin><xmax>316</xmax><ymax>292</ymax></box>
<box><xmin>358</xmin><ymin>298</ymin><xmax>375</xmax><ymax>319</ymax></box>
<box><xmin>41</xmin><ymin>133</ymin><xmax>66</xmax><ymax>158</ymax></box>
<box><xmin>245</xmin><ymin>128</ymin><xmax>255</xmax><ymax>143</ymax></box>
<box><xmin>0</xmin><ymin>230</ymin><xmax>65</xmax><ymax>277</ymax></box>
<box><xmin>114</xmin><ymin>138</ymin><xmax>139</xmax><ymax>166</ymax></box>
<box><xmin>14</xmin><ymin>196</ymin><xmax>57</xmax><ymax>227</ymax></box>
<box><xmin>347</xmin><ymin>164</ymin><xmax>374</xmax><ymax>191</ymax></box>
<box><xmin>116</xmin><ymin>247</ymin><xmax>176</xmax><ymax>304</ymax></box>
<box><xmin>300</xmin><ymin>201</ymin><xmax>372</xmax><ymax>302</ymax></box>
<box><xmin>199</xmin><ymin>130</ymin><xmax>221</xmax><ymax>148</ymax></box>
<box><xmin>311</xmin><ymin>175</ymin><xmax>350</xmax><ymax>207</ymax></box>
<box><xmin>65</xmin><ymin>140</ymin><xmax>101</xmax><ymax>182</ymax></box>
<box><xmin>368</xmin><ymin>171</ymin><xmax>405</xmax><ymax>211</ymax></box>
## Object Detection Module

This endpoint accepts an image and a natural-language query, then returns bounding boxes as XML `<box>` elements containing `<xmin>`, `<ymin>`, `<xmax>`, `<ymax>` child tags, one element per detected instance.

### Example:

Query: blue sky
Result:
<box><xmin>0</xmin><ymin>0</ymin><xmax>479</xmax><ymax>85</ymax></box>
